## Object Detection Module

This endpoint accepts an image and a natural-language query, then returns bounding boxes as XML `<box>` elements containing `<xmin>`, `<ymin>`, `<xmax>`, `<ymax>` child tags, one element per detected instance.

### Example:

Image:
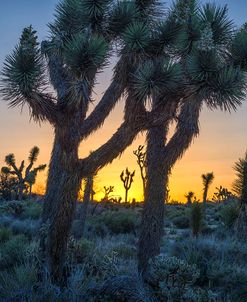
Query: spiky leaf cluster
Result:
<box><xmin>64</xmin><ymin>33</ymin><xmax>108</xmax><ymax>78</ymax></box>
<box><xmin>231</xmin><ymin>30</ymin><xmax>247</xmax><ymax>71</ymax></box>
<box><xmin>1</xmin><ymin>26</ymin><xmax>46</xmax><ymax>108</ymax></box>
<box><xmin>132</xmin><ymin>59</ymin><xmax>182</xmax><ymax>102</ymax></box>
<box><xmin>233</xmin><ymin>152</ymin><xmax>247</xmax><ymax>198</ymax></box>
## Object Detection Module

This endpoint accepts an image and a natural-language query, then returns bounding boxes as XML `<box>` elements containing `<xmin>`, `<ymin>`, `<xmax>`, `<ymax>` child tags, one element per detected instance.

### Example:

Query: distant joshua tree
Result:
<box><xmin>1</xmin><ymin>146</ymin><xmax>46</xmax><ymax>200</ymax></box>
<box><xmin>202</xmin><ymin>172</ymin><xmax>214</xmax><ymax>203</ymax></box>
<box><xmin>133</xmin><ymin>145</ymin><xmax>146</xmax><ymax>197</ymax></box>
<box><xmin>213</xmin><ymin>186</ymin><xmax>232</xmax><ymax>202</ymax></box>
<box><xmin>103</xmin><ymin>186</ymin><xmax>114</xmax><ymax>201</ymax></box>
<box><xmin>185</xmin><ymin>191</ymin><xmax>195</xmax><ymax>205</ymax></box>
<box><xmin>120</xmin><ymin>168</ymin><xmax>135</xmax><ymax>203</ymax></box>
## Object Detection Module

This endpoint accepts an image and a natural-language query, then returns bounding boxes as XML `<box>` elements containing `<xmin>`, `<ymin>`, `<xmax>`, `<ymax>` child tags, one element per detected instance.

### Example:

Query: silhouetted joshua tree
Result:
<box><xmin>185</xmin><ymin>191</ymin><xmax>195</xmax><ymax>205</ymax></box>
<box><xmin>202</xmin><ymin>172</ymin><xmax>214</xmax><ymax>203</ymax></box>
<box><xmin>1</xmin><ymin>146</ymin><xmax>46</xmax><ymax>200</ymax></box>
<box><xmin>1</xmin><ymin>1</ymin><xmax>177</xmax><ymax>281</ymax></box>
<box><xmin>138</xmin><ymin>0</ymin><xmax>247</xmax><ymax>273</ymax></box>
<box><xmin>120</xmin><ymin>168</ymin><xmax>135</xmax><ymax>203</ymax></box>
<box><xmin>133</xmin><ymin>145</ymin><xmax>146</xmax><ymax>196</ymax></box>
<box><xmin>213</xmin><ymin>186</ymin><xmax>232</xmax><ymax>202</ymax></box>
<box><xmin>103</xmin><ymin>186</ymin><xmax>114</xmax><ymax>201</ymax></box>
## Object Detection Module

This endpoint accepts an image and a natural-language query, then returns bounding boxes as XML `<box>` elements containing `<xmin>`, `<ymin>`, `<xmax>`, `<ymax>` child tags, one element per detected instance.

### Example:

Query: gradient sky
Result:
<box><xmin>0</xmin><ymin>0</ymin><xmax>247</xmax><ymax>202</ymax></box>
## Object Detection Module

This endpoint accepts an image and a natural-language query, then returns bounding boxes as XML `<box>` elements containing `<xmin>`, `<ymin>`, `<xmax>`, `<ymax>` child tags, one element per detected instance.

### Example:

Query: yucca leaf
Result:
<box><xmin>203</xmin><ymin>66</ymin><xmax>246</xmax><ymax>112</ymax></box>
<box><xmin>28</xmin><ymin>146</ymin><xmax>40</xmax><ymax>163</ymax></box>
<box><xmin>231</xmin><ymin>30</ymin><xmax>247</xmax><ymax>71</ymax></box>
<box><xmin>108</xmin><ymin>1</ymin><xmax>140</xmax><ymax>36</ymax></box>
<box><xmin>122</xmin><ymin>22</ymin><xmax>150</xmax><ymax>53</ymax></box>
<box><xmin>5</xmin><ymin>154</ymin><xmax>16</xmax><ymax>166</ymax></box>
<box><xmin>63</xmin><ymin>32</ymin><xmax>108</xmax><ymax>78</ymax></box>
<box><xmin>199</xmin><ymin>3</ymin><xmax>234</xmax><ymax>45</ymax></box>
<box><xmin>132</xmin><ymin>59</ymin><xmax>182</xmax><ymax>102</ymax></box>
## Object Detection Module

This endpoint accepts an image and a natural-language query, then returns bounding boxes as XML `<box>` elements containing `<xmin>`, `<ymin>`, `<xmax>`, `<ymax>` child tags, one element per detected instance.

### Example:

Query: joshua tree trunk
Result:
<box><xmin>138</xmin><ymin>125</ymin><xmax>168</xmax><ymax>275</ymax></box>
<box><xmin>138</xmin><ymin>100</ymin><xmax>201</xmax><ymax>274</ymax></box>
<box><xmin>203</xmin><ymin>187</ymin><xmax>208</xmax><ymax>203</ymax></box>
<box><xmin>41</xmin><ymin>131</ymin><xmax>81</xmax><ymax>283</ymax></box>
<box><xmin>80</xmin><ymin>175</ymin><xmax>93</xmax><ymax>237</ymax></box>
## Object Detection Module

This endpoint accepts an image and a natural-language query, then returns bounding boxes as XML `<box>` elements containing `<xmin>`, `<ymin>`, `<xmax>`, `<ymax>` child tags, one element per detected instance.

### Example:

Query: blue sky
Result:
<box><xmin>0</xmin><ymin>1</ymin><xmax>247</xmax><ymax>201</ymax></box>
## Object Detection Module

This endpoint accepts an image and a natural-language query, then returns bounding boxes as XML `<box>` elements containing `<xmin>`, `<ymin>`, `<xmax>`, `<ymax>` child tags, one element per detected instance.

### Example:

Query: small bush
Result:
<box><xmin>68</xmin><ymin>238</ymin><xmax>95</xmax><ymax>263</ymax></box>
<box><xmin>190</xmin><ymin>202</ymin><xmax>203</xmax><ymax>236</ymax></box>
<box><xmin>110</xmin><ymin>243</ymin><xmax>136</xmax><ymax>259</ymax></box>
<box><xmin>220</xmin><ymin>203</ymin><xmax>239</xmax><ymax>228</ymax></box>
<box><xmin>0</xmin><ymin>201</ymin><xmax>24</xmax><ymax>217</ymax></box>
<box><xmin>10</xmin><ymin>219</ymin><xmax>39</xmax><ymax>239</ymax></box>
<box><xmin>173</xmin><ymin>215</ymin><xmax>190</xmax><ymax>229</ymax></box>
<box><xmin>21</xmin><ymin>202</ymin><xmax>42</xmax><ymax>219</ymax></box>
<box><xmin>0</xmin><ymin>227</ymin><xmax>12</xmax><ymax>243</ymax></box>
<box><xmin>0</xmin><ymin>234</ymin><xmax>28</xmax><ymax>268</ymax></box>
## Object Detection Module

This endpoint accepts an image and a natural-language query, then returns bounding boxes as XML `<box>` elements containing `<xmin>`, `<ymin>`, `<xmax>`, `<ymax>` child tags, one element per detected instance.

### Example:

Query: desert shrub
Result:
<box><xmin>0</xmin><ymin>215</ymin><xmax>14</xmax><ymax>227</ymax></box>
<box><xmin>173</xmin><ymin>215</ymin><xmax>190</xmax><ymax>229</ymax></box>
<box><xmin>220</xmin><ymin>202</ymin><xmax>239</xmax><ymax>228</ymax></box>
<box><xmin>0</xmin><ymin>234</ymin><xmax>28</xmax><ymax>269</ymax></box>
<box><xmin>21</xmin><ymin>202</ymin><xmax>43</xmax><ymax>219</ymax></box>
<box><xmin>10</xmin><ymin>219</ymin><xmax>40</xmax><ymax>239</ymax></box>
<box><xmin>190</xmin><ymin>202</ymin><xmax>203</xmax><ymax>236</ymax></box>
<box><xmin>68</xmin><ymin>237</ymin><xmax>95</xmax><ymax>263</ymax></box>
<box><xmin>0</xmin><ymin>200</ymin><xmax>24</xmax><ymax>217</ymax></box>
<box><xmin>89</xmin><ymin>211</ymin><xmax>139</xmax><ymax>235</ymax></box>
<box><xmin>147</xmin><ymin>255</ymin><xmax>216</xmax><ymax>301</ymax></box>
<box><xmin>0</xmin><ymin>227</ymin><xmax>12</xmax><ymax>243</ymax></box>
<box><xmin>71</xmin><ymin>219</ymin><xmax>83</xmax><ymax>239</ymax></box>
<box><xmin>110</xmin><ymin>243</ymin><xmax>136</xmax><ymax>259</ymax></box>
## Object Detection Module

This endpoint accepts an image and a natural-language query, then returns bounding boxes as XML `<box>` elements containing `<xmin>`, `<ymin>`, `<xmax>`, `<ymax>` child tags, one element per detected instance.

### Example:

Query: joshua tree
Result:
<box><xmin>185</xmin><ymin>191</ymin><xmax>195</xmax><ymax>205</ymax></box>
<box><xmin>1</xmin><ymin>146</ymin><xmax>46</xmax><ymax>200</ymax></box>
<box><xmin>138</xmin><ymin>0</ymin><xmax>247</xmax><ymax>273</ymax></box>
<box><xmin>1</xmin><ymin>0</ymin><xmax>178</xmax><ymax>281</ymax></box>
<box><xmin>120</xmin><ymin>168</ymin><xmax>135</xmax><ymax>203</ymax></box>
<box><xmin>233</xmin><ymin>152</ymin><xmax>247</xmax><ymax>235</ymax></box>
<box><xmin>133</xmin><ymin>145</ymin><xmax>146</xmax><ymax>196</ymax></box>
<box><xmin>213</xmin><ymin>185</ymin><xmax>232</xmax><ymax>202</ymax></box>
<box><xmin>202</xmin><ymin>172</ymin><xmax>214</xmax><ymax>203</ymax></box>
<box><xmin>103</xmin><ymin>186</ymin><xmax>114</xmax><ymax>201</ymax></box>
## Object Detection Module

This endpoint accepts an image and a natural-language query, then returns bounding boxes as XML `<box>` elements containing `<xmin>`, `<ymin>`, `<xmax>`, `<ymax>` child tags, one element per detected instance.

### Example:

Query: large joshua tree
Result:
<box><xmin>202</xmin><ymin>172</ymin><xmax>214</xmax><ymax>203</ymax></box>
<box><xmin>1</xmin><ymin>0</ymin><xmax>180</xmax><ymax>281</ymax></box>
<box><xmin>137</xmin><ymin>0</ymin><xmax>247</xmax><ymax>273</ymax></box>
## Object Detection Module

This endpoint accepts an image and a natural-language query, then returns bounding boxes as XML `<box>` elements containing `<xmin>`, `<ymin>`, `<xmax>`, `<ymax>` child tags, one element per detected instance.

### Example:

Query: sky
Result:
<box><xmin>0</xmin><ymin>0</ymin><xmax>247</xmax><ymax>202</ymax></box>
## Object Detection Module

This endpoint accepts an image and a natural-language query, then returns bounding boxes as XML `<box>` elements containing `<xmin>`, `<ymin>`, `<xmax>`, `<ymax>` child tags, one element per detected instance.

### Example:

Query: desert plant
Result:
<box><xmin>0</xmin><ymin>227</ymin><xmax>12</xmax><ymax>243</ymax></box>
<box><xmin>1</xmin><ymin>146</ymin><xmax>46</xmax><ymax>199</ymax></box>
<box><xmin>190</xmin><ymin>202</ymin><xmax>203</xmax><ymax>236</ymax></box>
<box><xmin>0</xmin><ymin>172</ymin><xmax>18</xmax><ymax>201</ymax></box>
<box><xmin>1</xmin><ymin>1</ymin><xmax>177</xmax><ymax>280</ymax></box>
<box><xmin>133</xmin><ymin>145</ymin><xmax>147</xmax><ymax>197</ymax></box>
<box><xmin>212</xmin><ymin>185</ymin><xmax>232</xmax><ymax>202</ymax></box>
<box><xmin>103</xmin><ymin>186</ymin><xmax>114</xmax><ymax>201</ymax></box>
<box><xmin>138</xmin><ymin>1</ymin><xmax>247</xmax><ymax>273</ymax></box>
<box><xmin>120</xmin><ymin>168</ymin><xmax>135</xmax><ymax>203</ymax></box>
<box><xmin>202</xmin><ymin>172</ymin><xmax>214</xmax><ymax>203</ymax></box>
<box><xmin>220</xmin><ymin>202</ymin><xmax>239</xmax><ymax>228</ymax></box>
<box><xmin>185</xmin><ymin>191</ymin><xmax>195</xmax><ymax>205</ymax></box>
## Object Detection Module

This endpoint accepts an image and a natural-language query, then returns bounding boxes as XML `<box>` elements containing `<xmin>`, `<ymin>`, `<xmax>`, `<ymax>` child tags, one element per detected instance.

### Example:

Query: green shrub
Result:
<box><xmin>173</xmin><ymin>215</ymin><xmax>190</xmax><ymax>229</ymax></box>
<box><xmin>11</xmin><ymin>219</ymin><xmax>39</xmax><ymax>239</ymax></box>
<box><xmin>220</xmin><ymin>203</ymin><xmax>239</xmax><ymax>228</ymax></box>
<box><xmin>68</xmin><ymin>238</ymin><xmax>95</xmax><ymax>263</ymax></box>
<box><xmin>190</xmin><ymin>202</ymin><xmax>203</xmax><ymax>236</ymax></box>
<box><xmin>90</xmin><ymin>211</ymin><xmax>139</xmax><ymax>235</ymax></box>
<box><xmin>0</xmin><ymin>234</ymin><xmax>28</xmax><ymax>268</ymax></box>
<box><xmin>0</xmin><ymin>201</ymin><xmax>24</xmax><ymax>217</ymax></box>
<box><xmin>21</xmin><ymin>202</ymin><xmax>42</xmax><ymax>219</ymax></box>
<box><xmin>0</xmin><ymin>227</ymin><xmax>12</xmax><ymax>243</ymax></box>
<box><xmin>110</xmin><ymin>243</ymin><xmax>136</xmax><ymax>259</ymax></box>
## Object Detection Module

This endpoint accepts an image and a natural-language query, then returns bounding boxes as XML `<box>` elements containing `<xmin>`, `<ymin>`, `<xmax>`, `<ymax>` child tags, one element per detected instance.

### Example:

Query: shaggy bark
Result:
<box><xmin>80</xmin><ymin>175</ymin><xmax>94</xmax><ymax>237</ymax></box>
<box><xmin>138</xmin><ymin>125</ymin><xmax>169</xmax><ymax>275</ymax></box>
<box><xmin>138</xmin><ymin>99</ymin><xmax>202</xmax><ymax>274</ymax></box>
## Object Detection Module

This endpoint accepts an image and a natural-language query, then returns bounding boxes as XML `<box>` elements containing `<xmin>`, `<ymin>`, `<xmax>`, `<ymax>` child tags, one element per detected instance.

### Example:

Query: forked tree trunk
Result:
<box><xmin>41</xmin><ymin>133</ymin><xmax>81</xmax><ymax>283</ymax></box>
<box><xmin>80</xmin><ymin>175</ymin><xmax>93</xmax><ymax>237</ymax></box>
<box><xmin>138</xmin><ymin>125</ymin><xmax>168</xmax><ymax>275</ymax></box>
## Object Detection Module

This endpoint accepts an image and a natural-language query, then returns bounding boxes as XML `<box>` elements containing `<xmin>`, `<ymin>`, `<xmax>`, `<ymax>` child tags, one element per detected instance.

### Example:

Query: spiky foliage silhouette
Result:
<box><xmin>0</xmin><ymin>172</ymin><xmax>19</xmax><ymax>201</ymax></box>
<box><xmin>213</xmin><ymin>185</ymin><xmax>232</xmax><ymax>202</ymax></box>
<box><xmin>1</xmin><ymin>146</ymin><xmax>46</xmax><ymax>199</ymax></box>
<box><xmin>133</xmin><ymin>145</ymin><xmax>146</xmax><ymax>197</ymax></box>
<box><xmin>138</xmin><ymin>0</ymin><xmax>247</xmax><ymax>273</ymax></box>
<box><xmin>120</xmin><ymin>168</ymin><xmax>135</xmax><ymax>203</ymax></box>
<box><xmin>190</xmin><ymin>202</ymin><xmax>203</xmax><ymax>237</ymax></box>
<box><xmin>202</xmin><ymin>172</ymin><xmax>214</xmax><ymax>203</ymax></box>
<box><xmin>185</xmin><ymin>191</ymin><xmax>195</xmax><ymax>205</ymax></box>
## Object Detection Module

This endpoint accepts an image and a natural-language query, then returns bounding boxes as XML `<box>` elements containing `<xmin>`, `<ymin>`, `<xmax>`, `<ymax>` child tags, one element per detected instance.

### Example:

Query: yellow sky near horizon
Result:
<box><xmin>1</xmin><ymin>86</ymin><xmax>247</xmax><ymax>203</ymax></box>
